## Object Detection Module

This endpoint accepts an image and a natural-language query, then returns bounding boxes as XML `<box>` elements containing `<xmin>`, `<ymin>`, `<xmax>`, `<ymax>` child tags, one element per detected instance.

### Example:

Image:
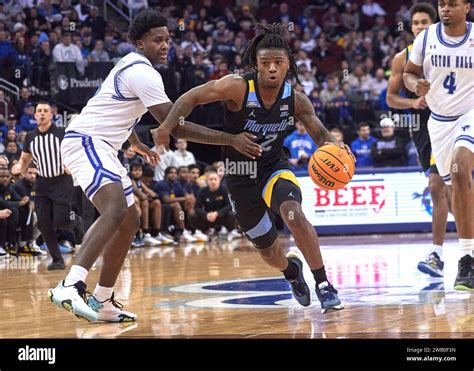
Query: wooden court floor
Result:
<box><xmin>1</xmin><ymin>234</ymin><xmax>473</xmax><ymax>339</ymax></box>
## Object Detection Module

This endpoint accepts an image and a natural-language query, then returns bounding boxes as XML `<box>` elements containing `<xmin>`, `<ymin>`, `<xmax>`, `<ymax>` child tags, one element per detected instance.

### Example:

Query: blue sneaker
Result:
<box><xmin>315</xmin><ymin>283</ymin><xmax>344</xmax><ymax>314</ymax></box>
<box><xmin>285</xmin><ymin>253</ymin><xmax>311</xmax><ymax>307</ymax></box>
<box><xmin>48</xmin><ymin>280</ymin><xmax>98</xmax><ymax>322</ymax></box>
<box><xmin>87</xmin><ymin>293</ymin><xmax>137</xmax><ymax>322</ymax></box>
<box><xmin>418</xmin><ymin>252</ymin><xmax>444</xmax><ymax>277</ymax></box>
<box><xmin>131</xmin><ymin>237</ymin><xmax>144</xmax><ymax>248</ymax></box>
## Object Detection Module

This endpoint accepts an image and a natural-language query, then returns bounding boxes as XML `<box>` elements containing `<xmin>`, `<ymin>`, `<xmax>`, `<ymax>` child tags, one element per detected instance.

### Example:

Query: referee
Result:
<box><xmin>12</xmin><ymin>101</ymin><xmax>83</xmax><ymax>270</ymax></box>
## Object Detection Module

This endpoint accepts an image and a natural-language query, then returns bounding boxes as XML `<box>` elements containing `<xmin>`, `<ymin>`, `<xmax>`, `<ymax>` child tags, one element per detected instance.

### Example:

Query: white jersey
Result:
<box><xmin>409</xmin><ymin>22</ymin><xmax>474</xmax><ymax>118</ymax></box>
<box><xmin>67</xmin><ymin>51</ymin><xmax>170</xmax><ymax>151</ymax></box>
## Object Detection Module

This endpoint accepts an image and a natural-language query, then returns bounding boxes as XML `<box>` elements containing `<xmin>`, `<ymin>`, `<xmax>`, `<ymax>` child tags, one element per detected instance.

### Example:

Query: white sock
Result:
<box><xmin>64</xmin><ymin>265</ymin><xmax>89</xmax><ymax>286</ymax></box>
<box><xmin>432</xmin><ymin>244</ymin><xmax>443</xmax><ymax>259</ymax></box>
<box><xmin>93</xmin><ymin>284</ymin><xmax>114</xmax><ymax>302</ymax></box>
<box><xmin>458</xmin><ymin>239</ymin><xmax>474</xmax><ymax>259</ymax></box>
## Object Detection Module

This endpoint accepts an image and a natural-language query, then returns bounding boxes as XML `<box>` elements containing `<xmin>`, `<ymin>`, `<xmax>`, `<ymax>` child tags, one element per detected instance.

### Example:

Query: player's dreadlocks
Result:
<box><xmin>242</xmin><ymin>23</ymin><xmax>301</xmax><ymax>85</ymax></box>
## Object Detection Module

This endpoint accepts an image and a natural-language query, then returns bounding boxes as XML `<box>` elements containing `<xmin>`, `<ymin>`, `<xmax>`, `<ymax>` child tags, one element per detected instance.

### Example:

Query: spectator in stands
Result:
<box><xmin>52</xmin><ymin>32</ymin><xmax>85</xmax><ymax>75</ymax></box>
<box><xmin>130</xmin><ymin>162</ymin><xmax>163</xmax><ymax>246</ymax></box>
<box><xmin>330</xmin><ymin>128</ymin><xmax>345</xmax><ymax>146</ymax></box>
<box><xmin>172</xmin><ymin>138</ymin><xmax>196</xmax><ymax>168</ymax></box>
<box><xmin>15</xmin><ymin>87</ymin><xmax>31</xmax><ymax>115</ymax></box>
<box><xmin>5</xmin><ymin>128</ymin><xmax>17</xmax><ymax>143</ymax></box>
<box><xmin>0</xmin><ymin>29</ymin><xmax>15</xmax><ymax>80</ymax></box>
<box><xmin>119</xmin><ymin>143</ymin><xmax>144</xmax><ymax>172</ymax></box>
<box><xmin>188</xmin><ymin>164</ymin><xmax>205</xmax><ymax>196</ymax></box>
<box><xmin>4</xmin><ymin>141</ymin><xmax>20</xmax><ymax>162</ymax></box>
<box><xmin>283</xmin><ymin>120</ymin><xmax>317</xmax><ymax>172</ymax></box>
<box><xmin>362</xmin><ymin>0</ymin><xmax>387</xmax><ymax>17</ymax></box>
<box><xmin>0</xmin><ymin>89</ymin><xmax>16</xmax><ymax>120</ymax></box>
<box><xmin>154</xmin><ymin>166</ymin><xmax>197</xmax><ymax>243</ymax></box>
<box><xmin>301</xmin><ymin>71</ymin><xmax>318</xmax><ymax>96</ymax></box>
<box><xmin>127</xmin><ymin>0</ymin><xmax>149</xmax><ymax>19</ymax></box>
<box><xmin>89</xmin><ymin>40</ymin><xmax>109</xmax><ymax>62</ymax></box>
<box><xmin>342</xmin><ymin>3</ymin><xmax>361</xmax><ymax>31</ymax></box>
<box><xmin>371</xmin><ymin>118</ymin><xmax>405</xmax><ymax>167</ymax></box>
<box><xmin>329</xmin><ymin>90</ymin><xmax>353</xmax><ymax>127</ymax></box>
<box><xmin>0</xmin><ymin>167</ymin><xmax>38</xmax><ymax>256</ymax></box>
<box><xmin>16</xmin><ymin>130</ymin><xmax>26</xmax><ymax>150</ymax></box>
<box><xmin>19</xmin><ymin>102</ymin><xmax>37</xmax><ymax>132</ymax></box>
<box><xmin>210</xmin><ymin>60</ymin><xmax>230</xmax><ymax>80</ymax></box>
<box><xmin>351</xmin><ymin>122</ymin><xmax>377</xmax><ymax>167</ymax></box>
<box><xmin>368</xmin><ymin>67</ymin><xmax>387</xmax><ymax>108</ymax></box>
<box><xmin>152</xmin><ymin>143</ymin><xmax>174</xmax><ymax>181</ymax></box>
<box><xmin>310</xmin><ymin>89</ymin><xmax>324</xmax><ymax>121</ymax></box>
<box><xmin>319</xmin><ymin>75</ymin><xmax>339</xmax><ymax>108</ymax></box>
<box><xmin>193</xmin><ymin>170</ymin><xmax>240</xmax><ymax>241</ymax></box>
<box><xmin>85</xmin><ymin>6</ymin><xmax>107</xmax><ymax>40</ymax></box>
<box><xmin>31</xmin><ymin>39</ymin><xmax>52</xmax><ymax>90</ymax></box>
<box><xmin>74</xmin><ymin>0</ymin><xmax>91</xmax><ymax>22</ymax></box>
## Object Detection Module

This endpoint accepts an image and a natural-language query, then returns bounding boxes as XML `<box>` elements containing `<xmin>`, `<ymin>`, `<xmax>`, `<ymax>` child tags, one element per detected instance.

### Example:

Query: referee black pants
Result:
<box><xmin>35</xmin><ymin>175</ymin><xmax>76</xmax><ymax>262</ymax></box>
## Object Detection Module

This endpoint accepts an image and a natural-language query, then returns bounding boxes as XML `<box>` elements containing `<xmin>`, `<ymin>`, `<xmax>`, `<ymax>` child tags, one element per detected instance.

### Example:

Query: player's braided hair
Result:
<box><xmin>242</xmin><ymin>23</ymin><xmax>300</xmax><ymax>85</ymax></box>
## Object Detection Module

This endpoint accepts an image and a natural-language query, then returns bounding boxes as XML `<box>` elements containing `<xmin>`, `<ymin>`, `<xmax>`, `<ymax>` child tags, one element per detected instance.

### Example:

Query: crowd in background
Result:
<box><xmin>0</xmin><ymin>0</ymin><xmax>452</xmax><ymax>254</ymax></box>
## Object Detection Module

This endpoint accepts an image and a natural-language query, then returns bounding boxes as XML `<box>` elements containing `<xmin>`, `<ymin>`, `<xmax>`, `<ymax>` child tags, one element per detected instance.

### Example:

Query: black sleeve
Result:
<box><xmin>9</xmin><ymin>186</ymin><xmax>23</xmax><ymax>202</ymax></box>
<box><xmin>23</xmin><ymin>131</ymin><xmax>35</xmax><ymax>154</ymax></box>
<box><xmin>195</xmin><ymin>188</ymin><xmax>208</xmax><ymax>218</ymax></box>
<box><xmin>216</xmin><ymin>187</ymin><xmax>231</xmax><ymax>217</ymax></box>
<box><xmin>0</xmin><ymin>196</ymin><xmax>20</xmax><ymax>209</ymax></box>
<box><xmin>12</xmin><ymin>181</ymin><xmax>26</xmax><ymax>198</ymax></box>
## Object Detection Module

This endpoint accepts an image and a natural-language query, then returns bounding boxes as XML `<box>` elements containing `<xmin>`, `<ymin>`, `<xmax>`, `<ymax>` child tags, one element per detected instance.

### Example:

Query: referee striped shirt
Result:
<box><xmin>23</xmin><ymin>125</ymin><xmax>65</xmax><ymax>178</ymax></box>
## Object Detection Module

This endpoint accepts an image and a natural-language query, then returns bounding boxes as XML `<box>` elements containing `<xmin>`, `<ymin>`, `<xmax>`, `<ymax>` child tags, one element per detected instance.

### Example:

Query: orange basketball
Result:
<box><xmin>308</xmin><ymin>144</ymin><xmax>355</xmax><ymax>190</ymax></box>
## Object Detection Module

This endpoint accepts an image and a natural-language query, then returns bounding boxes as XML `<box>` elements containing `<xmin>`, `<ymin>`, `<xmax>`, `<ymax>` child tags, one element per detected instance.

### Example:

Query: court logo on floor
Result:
<box><xmin>169</xmin><ymin>278</ymin><xmax>467</xmax><ymax>309</ymax></box>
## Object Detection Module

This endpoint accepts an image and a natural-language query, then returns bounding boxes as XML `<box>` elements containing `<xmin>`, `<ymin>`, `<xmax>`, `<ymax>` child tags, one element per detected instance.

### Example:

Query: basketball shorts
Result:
<box><xmin>411</xmin><ymin>122</ymin><xmax>439</xmax><ymax>176</ymax></box>
<box><xmin>61</xmin><ymin>130</ymin><xmax>134</xmax><ymax>207</ymax></box>
<box><xmin>226</xmin><ymin>165</ymin><xmax>302</xmax><ymax>250</ymax></box>
<box><xmin>428</xmin><ymin>110</ymin><xmax>474</xmax><ymax>185</ymax></box>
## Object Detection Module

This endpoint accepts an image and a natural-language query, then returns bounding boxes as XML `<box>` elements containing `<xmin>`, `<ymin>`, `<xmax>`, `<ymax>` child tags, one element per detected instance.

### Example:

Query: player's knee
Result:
<box><xmin>428</xmin><ymin>176</ymin><xmax>446</xmax><ymax>202</ymax></box>
<box><xmin>104</xmin><ymin>203</ymin><xmax>129</xmax><ymax>226</ymax></box>
<box><xmin>450</xmin><ymin>155</ymin><xmax>471</xmax><ymax>187</ymax></box>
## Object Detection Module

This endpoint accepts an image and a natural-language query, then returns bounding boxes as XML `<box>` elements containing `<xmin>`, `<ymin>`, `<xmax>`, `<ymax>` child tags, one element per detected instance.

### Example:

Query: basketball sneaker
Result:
<box><xmin>315</xmin><ymin>282</ymin><xmax>344</xmax><ymax>314</ymax></box>
<box><xmin>47</xmin><ymin>259</ymin><xmax>66</xmax><ymax>271</ymax></box>
<box><xmin>193</xmin><ymin>229</ymin><xmax>208</xmax><ymax>242</ymax></box>
<box><xmin>417</xmin><ymin>252</ymin><xmax>444</xmax><ymax>277</ymax></box>
<box><xmin>5</xmin><ymin>243</ymin><xmax>17</xmax><ymax>256</ymax></box>
<box><xmin>17</xmin><ymin>241</ymin><xmax>42</xmax><ymax>257</ymax></box>
<box><xmin>454</xmin><ymin>255</ymin><xmax>474</xmax><ymax>291</ymax></box>
<box><xmin>87</xmin><ymin>293</ymin><xmax>137</xmax><ymax>322</ymax></box>
<box><xmin>155</xmin><ymin>232</ymin><xmax>175</xmax><ymax>245</ymax></box>
<box><xmin>285</xmin><ymin>253</ymin><xmax>311</xmax><ymax>307</ymax></box>
<box><xmin>143</xmin><ymin>233</ymin><xmax>161</xmax><ymax>246</ymax></box>
<box><xmin>0</xmin><ymin>246</ymin><xmax>6</xmax><ymax>256</ymax></box>
<box><xmin>48</xmin><ymin>280</ymin><xmax>98</xmax><ymax>322</ymax></box>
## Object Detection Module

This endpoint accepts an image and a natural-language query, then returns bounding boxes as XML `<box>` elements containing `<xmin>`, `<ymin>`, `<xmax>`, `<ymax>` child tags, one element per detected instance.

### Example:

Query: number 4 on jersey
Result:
<box><xmin>443</xmin><ymin>72</ymin><xmax>456</xmax><ymax>95</ymax></box>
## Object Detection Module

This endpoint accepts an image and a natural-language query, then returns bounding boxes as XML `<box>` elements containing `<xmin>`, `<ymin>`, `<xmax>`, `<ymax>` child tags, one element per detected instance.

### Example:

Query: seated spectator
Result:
<box><xmin>17</xmin><ymin>131</ymin><xmax>27</xmax><ymax>151</ymax></box>
<box><xmin>330</xmin><ymin>128</ymin><xmax>344</xmax><ymax>146</ymax></box>
<box><xmin>119</xmin><ymin>143</ymin><xmax>144</xmax><ymax>172</ymax></box>
<box><xmin>351</xmin><ymin>122</ymin><xmax>377</xmax><ymax>167</ymax></box>
<box><xmin>283</xmin><ymin>120</ymin><xmax>317</xmax><ymax>172</ymax></box>
<box><xmin>171</xmin><ymin>138</ymin><xmax>196</xmax><ymax>168</ymax></box>
<box><xmin>31</xmin><ymin>40</ymin><xmax>52</xmax><ymax>91</ymax></box>
<box><xmin>309</xmin><ymin>89</ymin><xmax>324</xmax><ymax>121</ymax></box>
<box><xmin>368</xmin><ymin>68</ymin><xmax>387</xmax><ymax>109</ymax></box>
<box><xmin>15</xmin><ymin>88</ymin><xmax>32</xmax><ymax>115</ymax></box>
<box><xmin>188</xmin><ymin>164</ymin><xmax>206</xmax><ymax>197</ymax></box>
<box><xmin>152</xmin><ymin>144</ymin><xmax>174</xmax><ymax>181</ymax></box>
<box><xmin>362</xmin><ymin>0</ymin><xmax>387</xmax><ymax>17</ymax></box>
<box><xmin>154</xmin><ymin>166</ymin><xmax>197</xmax><ymax>243</ymax></box>
<box><xmin>0</xmin><ymin>167</ymin><xmax>39</xmax><ymax>256</ymax></box>
<box><xmin>193</xmin><ymin>170</ymin><xmax>240</xmax><ymax>241</ymax></box>
<box><xmin>371</xmin><ymin>118</ymin><xmax>405</xmax><ymax>167</ymax></box>
<box><xmin>19</xmin><ymin>102</ymin><xmax>37</xmax><ymax>132</ymax></box>
<box><xmin>301</xmin><ymin>71</ymin><xmax>318</xmax><ymax>96</ymax></box>
<box><xmin>89</xmin><ymin>40</ymin><xmax>110</xmax><ymax>62</ymax></box>
<box><xmin>52</xmin><ymin>32</ymin><xmax>86</xmax><ymax>75</ymax></box>
<box><xmin>319</xmin><ymin>75</ymin><xmax>339</xmax><ymax>108</ymax></box>
<box><xmin>84</xmin><ymin>6</ymin><xmax>107</xmax><ymax>40</ymax></box>
<box><xmin>328</xmin><ymin>90</ymin><xmax>353</xmax><ymax>127</ymax></box>
<box><xmin>4</xmin><ymin>141</ymin><xmax>20</xmax><ymax>162</ymax></box>
<box><xmin>2</xmin><ymin>114</ymin><xmax>22</xmax><ymax>138</ymax></box>
<box><xmin>0</xmin><ymin>89</ymin><xmax>16</xmax><ymax>120</ymax></box>
<box><xmin>130</xmin><ymin>162</ymin><xmax>172</xmax><ymax>246</ymax></box>
<box><xmin>75</xmin><ymin>0</ymin><xmax>91</xmax><ymax>22</ymax></box>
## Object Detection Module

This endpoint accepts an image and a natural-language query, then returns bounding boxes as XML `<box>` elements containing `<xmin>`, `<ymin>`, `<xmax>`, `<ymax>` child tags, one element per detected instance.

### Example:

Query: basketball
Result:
<box><xmin>308</xmin><ymin>144</ymin><xmax>355</xmax><ymax>190</ymax></box>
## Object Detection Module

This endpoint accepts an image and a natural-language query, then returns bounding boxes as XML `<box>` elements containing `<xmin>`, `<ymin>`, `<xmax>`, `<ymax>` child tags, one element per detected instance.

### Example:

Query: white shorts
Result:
<box><xmin>428</xmin><ymin>110</ymin><xmax>474</xmax><ymax>185</ymax></box>
<box><xmin>61</xmin><ymin>130</ymin><xmax>134</xmax><ymax>207</ymax></box>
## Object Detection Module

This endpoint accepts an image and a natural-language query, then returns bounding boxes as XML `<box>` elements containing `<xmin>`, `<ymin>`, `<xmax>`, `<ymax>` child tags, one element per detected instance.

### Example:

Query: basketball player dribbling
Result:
<box><xmin>387</xmin><ymin>3</ymin><xmax>450</xmax><ymax>277</ymax></box>
<box><xmin>48</xmin><ymin>9</ymin><xmax>262</xmax><ymax>322</ymax></box>
<box><xmin>154</xmin><ymin>24</ymin><xmax>355</xmax><ymax>313</ymax></box>
<box><xmin>404</xmin><ymin>0</ymin><xmax>474</xmax><ymax>290</ymax></box>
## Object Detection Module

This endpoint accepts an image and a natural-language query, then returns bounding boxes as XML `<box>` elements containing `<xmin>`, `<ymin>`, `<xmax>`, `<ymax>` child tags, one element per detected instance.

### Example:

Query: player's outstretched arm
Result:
<box><xmin>387</xmin><ymin>51</ymin><xmax>427</xmax><ymax>110</ymax></box>
<box><xmin>403</xmin><ymin>60</ymin><xmax>430</xmax><ymax>96</ymax></box>
<box><xmin>294</xmin><ymin>91</ymin><xmax>355</xmax><ymax>161</ymax></box>
<box><xmin>149</xmin><ymin>75</ymin><xmax>262</xmax><ymax>159</ymax></box>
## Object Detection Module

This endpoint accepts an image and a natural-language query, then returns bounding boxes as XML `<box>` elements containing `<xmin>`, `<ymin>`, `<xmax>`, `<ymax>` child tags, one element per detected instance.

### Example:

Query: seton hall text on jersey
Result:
<box><xmin>430</xmin><ymin>54</ymin><xmax>473</xmax><ymax>69</ymax></box>
<box><xmin>243</xmin><ymin>118</ymin><xmax>292</xmax><ymax>135</ymax></box>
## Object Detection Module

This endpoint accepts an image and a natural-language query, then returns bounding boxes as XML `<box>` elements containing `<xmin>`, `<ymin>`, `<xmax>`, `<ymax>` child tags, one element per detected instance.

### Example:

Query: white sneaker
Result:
<box><xmin>155</xmin><ymin>232</ymin><xmax>174</xmax><ymax>245</ymax></box>
<box><xmin>227</xmin><ymin>229</ymin><xmax>242</xmax><ymax>242</ymax></box>
<box><xmin>0</xmin><ymin>246</ymin><xmax>6</xmax><ymax>256</ymax></box>
<box><xmin>87</xmin><ymin>293</ymin><xmax>137</xmax><ymax>322</ymax></box>
<box><xmin>48</xmin><ymin>280</ymin><xmax>98</xmax><ymax>322</ymax></box>
<box><xmin>181</xmin><ymin>232</ymin><xmax>197</xmax><ymax>243</ymax></box>
<box><xmin>143</xmin><ymin>233</ymin><xmax>162</xmax><ymax>246</ymax></box>
<box><xmin>218</xmin><ymin>227</ymin><xmax>228</xmax><ymax>240</ymax></box>
<box><xmin>193</xmin><ymin>229</ymin><xmax>208</xmax><ymax>242</ymax></box>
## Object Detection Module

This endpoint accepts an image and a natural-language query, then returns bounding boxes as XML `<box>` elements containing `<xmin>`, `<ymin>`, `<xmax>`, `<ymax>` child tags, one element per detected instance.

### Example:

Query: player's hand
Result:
<box><xmin>151</xmin><ymin>127</ymin><xmax>171</xmax><ymax>151</ymax></box>
<box><xmin>415</xmin><ymin>79</ymin><xmax>431</xmax><ymax>97</ymax></box>
<box><xmin>19</xmin><ymin>196</ymin><xmax>30</xmax><ymax>206</ymax></box>
<box><xmin>324</xmin><ymin>141</ymin><xmax>357</xmax><ymax>164</ymax></box>
<box><xmin>231</xmin><ymin>132</ymin><xmax>262</xmax><ymax>159</ymax></box>
<box><xmin>0</xmin><ymin>209</ymin><xmax>12</xmax><ymax>219</ymax></box>
<box><xmin>412</xmin><ymin>96</ymin><xmax>427</xmax><ymax>110</ymax></box>
<box><xmin>11</xmin><ymin>164</ymin><xmax>22</xmax><ymax>175</ymax></box>
<box><xmin>130</xmin><ymin>143</ymin><xmax>160</xmax><ymax>166</ymax></box>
